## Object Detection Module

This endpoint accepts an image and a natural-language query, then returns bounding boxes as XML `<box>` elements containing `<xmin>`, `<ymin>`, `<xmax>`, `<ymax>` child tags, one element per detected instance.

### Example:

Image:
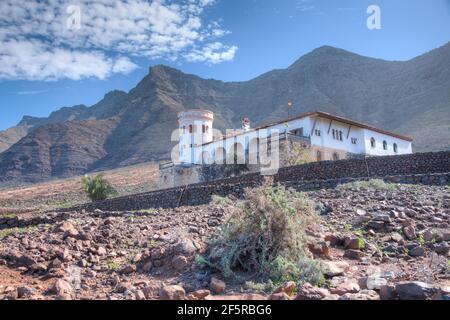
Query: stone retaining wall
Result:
<box><xmin>76</xmin><ymin>151</ymin><xmax>450</xmax><ymax>211</ymax></box>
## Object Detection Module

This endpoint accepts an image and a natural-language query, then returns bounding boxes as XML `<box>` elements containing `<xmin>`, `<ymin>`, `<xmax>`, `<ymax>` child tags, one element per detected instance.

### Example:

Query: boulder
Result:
<box><xmin>50</xmin><ymin>279</ymin><xmax>73</xmax><ymax>297</ymax></box>
<box><xmin>322</xmin><ymin>261</ymin><xmax>350</xmax><ymax>277</ymax></box>
<box><xmin>408</xmin><ymin>246</ymin><xmax>425</xmax><ymax>257</ymax></box>
<box><xmin>210</xmin><ymin>277</ymin><xmax>226</xmax><ymax>294</ymax></box>
<box><xmin>330</xmin><ymin>281</ymin><xmax>360</xmax><ymax>295</ymax></box>
<box><xmin>159</xmin><ymin>285</ymin><xmax>185</xmax><ymax>300</ymax></box>
<box><xmin>395</xmin><ymin>282</ymin><xmax>437</xmax><ymax>300</ymax></box>
<box><xmin>295</xmin><ymin>283</ymin><xmax>330</xmax><ymax>300</ymax></box>
<box><xmin>403</xmin><ymin>226</ymin><xmax>416</xmax><ymax>240</ymax></box>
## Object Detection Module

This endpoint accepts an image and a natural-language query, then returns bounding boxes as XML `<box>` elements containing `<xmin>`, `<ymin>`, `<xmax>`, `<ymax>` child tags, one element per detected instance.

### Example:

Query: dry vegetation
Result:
<box><xmin>199</xmin><ymin>180</ymin><xmax>324</xmax><ymax>287</ymax></box>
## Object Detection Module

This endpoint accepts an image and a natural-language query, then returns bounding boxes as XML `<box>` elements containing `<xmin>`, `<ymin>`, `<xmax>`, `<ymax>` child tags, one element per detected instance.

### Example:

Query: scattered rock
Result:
<box><xmin>274</xmin><ymin>281</ymin><xmax>296</xmax><ymax>296</ymax></box>
<box><xmin>295</xmin><ymin>283</ymin><xmax>330</xmax><ymax>300</ymax></box>
<box><xmin>403</xmin><ymin>226</ymin><xmax>416</xmax><ymax>240</ymax></box>
<box><xmin>159</xmin><ymin>285</ymin><xmax>185</xmax><ymax>300</ymax></box>
<box><xmin>17</xmin><ymin>286</ymin><xmax>35</xmax><ymax>299</ymax></box>
<box><xmin>188</xmin><ymin>289</ymin><xmax>211</xmax><ymax>300</ymax></box>
<box><xmin>268</xmin><ymin>292</ymin><xmax>290</xmax><ymax>300</ymax></box>
<box><xmin>120</xmin><ymin>264</ymin><xmax>136</xmax><ymax>275</ymax></box>
<box><xmin>322</xmin><ymin>261</ymin><xmax>350</xmax><ymax>277</ymax></box>
<box><xmin>210</xmin><ymin>277</ymin><xmax>226</xmax><ymax>295</ymax></box>
<box><xmin>395</xmin><ymin>282</ymin><xmax>437</xmax><ymax>300</ymax></box>
<box><xmin>50</xmin><ymin>279</ymin><xmax>72</xmax><ymax>297</ymax></box>
<box><xmin>344</xmin><ymin>249</ymin><xmax>363</xmax><ymax>260</ymax></box>
<box><xmin>408</xmin><ymin>246</ymin><xmax>425</xmax><ymax>257</ymax></box>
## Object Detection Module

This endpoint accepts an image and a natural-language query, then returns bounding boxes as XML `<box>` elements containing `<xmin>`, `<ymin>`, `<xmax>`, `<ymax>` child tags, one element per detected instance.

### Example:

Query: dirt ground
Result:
<box><xmin>0</xmin><ymin>162</ymin><xmax>160</xmax><ymax>214</ymax></box>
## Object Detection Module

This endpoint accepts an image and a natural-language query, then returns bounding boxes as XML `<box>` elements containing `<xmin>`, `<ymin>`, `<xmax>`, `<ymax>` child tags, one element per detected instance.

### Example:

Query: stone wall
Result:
<box><xmin>76</xmin><ymin>151</ymin><xmax>450</xmax><ymax>212</ymax></box>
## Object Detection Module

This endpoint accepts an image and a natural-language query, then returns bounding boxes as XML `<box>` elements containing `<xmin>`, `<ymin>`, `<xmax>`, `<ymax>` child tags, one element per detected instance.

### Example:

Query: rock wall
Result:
<box><xmin>76</xmin><ymin>151</ymin><xmax>450</xmax><ymax>211</ymax></box>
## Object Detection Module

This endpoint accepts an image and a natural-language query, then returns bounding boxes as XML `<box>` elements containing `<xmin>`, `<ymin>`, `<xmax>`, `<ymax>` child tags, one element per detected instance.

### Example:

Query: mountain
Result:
<box><xmin>1</xmin><ymin>42</ymin><xmax>449</xmax><ymax>184</ymax></box>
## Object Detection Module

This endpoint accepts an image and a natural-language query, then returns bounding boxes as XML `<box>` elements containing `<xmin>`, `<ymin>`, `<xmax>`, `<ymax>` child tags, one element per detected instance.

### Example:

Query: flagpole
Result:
<box><xmin>287</xmin><ymin>100</ymin><xmax>292</xmax><ymax>119</ymax></box>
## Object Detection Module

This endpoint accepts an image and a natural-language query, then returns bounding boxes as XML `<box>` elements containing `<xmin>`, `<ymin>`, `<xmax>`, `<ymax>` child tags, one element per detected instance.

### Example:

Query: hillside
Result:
<box><xmin>0</xmin><ymin>42</ymin><xmax>449</xmax><ymax>183</ymax></box>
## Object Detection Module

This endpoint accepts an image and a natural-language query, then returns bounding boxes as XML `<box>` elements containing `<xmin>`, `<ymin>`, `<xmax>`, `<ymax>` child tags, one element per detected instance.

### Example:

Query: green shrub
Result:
<box><xmin>200</xmin><ymin>182</ymin><xmax>323</xmax><ymax>286</ymax></box>
<box><xmin>82</xmin><ymin>174</ymin><xmax>118</xmax><ymax>202</ymax></box>
<box><xmin>211</xmin><ymin>195</ymin><xmax>232</xmax><ymax>206</ymax></box>
<box><xmin>337</xmin><ymin>179</ymin><xmax>397</xmax><ymax>191</ymax></box>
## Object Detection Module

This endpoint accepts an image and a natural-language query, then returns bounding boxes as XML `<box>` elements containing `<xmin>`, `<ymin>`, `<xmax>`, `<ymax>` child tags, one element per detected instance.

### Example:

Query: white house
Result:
<box><xmin>176</xmin><ymin>109</ymin><xmax>413</xmax><ymax>166</ymax></box>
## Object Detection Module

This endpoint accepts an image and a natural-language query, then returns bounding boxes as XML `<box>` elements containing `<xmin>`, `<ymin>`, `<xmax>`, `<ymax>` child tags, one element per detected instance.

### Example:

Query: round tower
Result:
<box><xmin>178</xmin><ymin>109</ymin><xmax>214</xmax><ymax>163</ymax></box>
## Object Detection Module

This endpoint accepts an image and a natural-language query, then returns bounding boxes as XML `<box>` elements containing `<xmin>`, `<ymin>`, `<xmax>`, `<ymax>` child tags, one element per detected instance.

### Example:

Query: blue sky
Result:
<box><xmin>1</xmin><ymin>0</ymin><xmax>449</xmax><ymax>130</ymax></box>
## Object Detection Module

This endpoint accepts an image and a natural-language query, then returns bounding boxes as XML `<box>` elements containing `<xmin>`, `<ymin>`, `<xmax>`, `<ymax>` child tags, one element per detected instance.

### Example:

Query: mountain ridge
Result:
<box><xmin>0</xmin><ymin>42</ymin><xmax>449</xmax><ymax>184</ymax></box>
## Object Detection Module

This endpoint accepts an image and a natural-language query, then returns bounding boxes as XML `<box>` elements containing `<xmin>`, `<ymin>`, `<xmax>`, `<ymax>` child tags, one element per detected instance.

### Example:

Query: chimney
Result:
<box><xmin>242</xmin><ymin>117</ymin><xmax>251</xmax><ymax>132</ymax></box>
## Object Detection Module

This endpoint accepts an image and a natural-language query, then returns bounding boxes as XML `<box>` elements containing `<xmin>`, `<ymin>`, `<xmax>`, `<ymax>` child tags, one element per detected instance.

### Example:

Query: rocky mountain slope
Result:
<box><xmin>1</xmin><ymin>42</ymin><xmax>449</xmax><ymax>183</ymax></box>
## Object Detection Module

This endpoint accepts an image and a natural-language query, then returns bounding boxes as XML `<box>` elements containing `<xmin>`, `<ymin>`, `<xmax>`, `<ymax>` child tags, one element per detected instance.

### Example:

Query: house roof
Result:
<box><xmin>201</xmin><ymin>110</ymin><xmax>413</xmax><ymax>146</ymax></box>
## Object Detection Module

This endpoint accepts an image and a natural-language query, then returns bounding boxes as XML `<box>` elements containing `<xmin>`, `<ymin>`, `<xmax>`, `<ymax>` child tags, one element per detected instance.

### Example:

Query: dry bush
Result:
<box><xmin>199</xmin><ymin>181</ymin><xmax>323</xmax><ymax>286</ymax></box>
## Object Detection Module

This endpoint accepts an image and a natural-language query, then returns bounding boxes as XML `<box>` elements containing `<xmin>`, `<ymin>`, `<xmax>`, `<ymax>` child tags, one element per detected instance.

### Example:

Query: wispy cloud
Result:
<box><xmin>0</xmin><ymin>0</ymin><xmax>237</xmax><ymax>81</ymax></box>
<box><xmin>296</xmin><ymin>0</ymin><xmax>315</xmax><ymax>12</ymax></box>
<box><xmin>15</xmin><ymin>90</ymin><xmax>48</xmax><ymax>95</ymax></box>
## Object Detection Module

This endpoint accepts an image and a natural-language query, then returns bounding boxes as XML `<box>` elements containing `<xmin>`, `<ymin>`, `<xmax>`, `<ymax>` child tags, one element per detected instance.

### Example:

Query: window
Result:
<box><xmin>189</xmin><ymin>125</ymin><xmax>193</xmax><ymax>133</ymax></box>
<box><xmin>202</xmin><ymin>125</ymin><xmax>206</xmax><ymax>133</ymax></box>
<box><xmin>332</xmin><ymin>153</ymin><xmax>340</xmax><ymax>161</ymax></box>
<box><xmin>370</xmin><ymin>137</ymin><xmax>376</xmax><ymax>148</ymax></box>
<box><xmin>351</xmin><ymin>138</ymin><xmax>357</xmax><ymax>145</ymax></box>
<box><xmin>332</xmin><ymin>129</ymin><xmax>343</xmax><ymax>141</ymax></box>
<box><xmin>383</xmin><ymin>140</ymin><xmax>388</xmax><ymax>150</ymax></box>
<box><xmin>291</xmin><ymin>128</ymin><xmax>304</xmax><ymax>137</ymax></box>
<box><xmin>393</xmin><ymin>143</ymin><xmax>398</xmax><ymax>153</ymax></box>
<box><xmin>315</xmin><ymin>129</ymin><xmax>321</xmax><ymax>137</ymax></box>
<box><xmin>316</xmin><ymin>151</ymin><xmax>322</xmax><ymax>161</ymax></box>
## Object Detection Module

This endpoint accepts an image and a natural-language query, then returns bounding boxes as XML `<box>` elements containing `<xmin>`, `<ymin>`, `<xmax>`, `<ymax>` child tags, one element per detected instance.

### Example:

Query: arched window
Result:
<box><xmin>370</xmin><ymin>137</ymin><xmax>376</xmax><ymax>148</ymax></box>
<box><xmin>339</xmin><ymin>131</ymin><xmax>343</xmax><ymax>141</ymax></box>
<box><xmin>332</xmin><ymin>153</ymin><xmax>340</xmax><ymax>161</ymax></box>
<box><xmin>393</xmin><ymin>143</ymin><xmax>398</xmax><ymax>153</ymax></box>
<box><xmin>332</xmin><ymin>129</ymin><xmax>336</xmax><ymax>139</ymax></box>
<box><xmin>383</xmin><ymin>140</ymin><xmax>388</xmax><ymax>150</ymax></box>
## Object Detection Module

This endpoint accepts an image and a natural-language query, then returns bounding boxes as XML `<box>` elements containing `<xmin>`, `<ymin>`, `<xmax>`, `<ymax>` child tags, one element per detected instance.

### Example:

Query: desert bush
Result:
<box><xmin>81</xmin><ymin>174</ymin><xmax>118</xmax><ymax>202</ymax></box>
<box><xmin>337</xmin><ymin>179</ymin><xmax>397</xmax><ymax>191</ymax></box>
<box><xmin>199</xmin><ymin>181</ymin><xmax>323</xmax><ymax>286</ymax></box>
<box><xmin>211</xmin><ymin>195</ymin><xmax>232</xmax><ymax>206</ymax></box>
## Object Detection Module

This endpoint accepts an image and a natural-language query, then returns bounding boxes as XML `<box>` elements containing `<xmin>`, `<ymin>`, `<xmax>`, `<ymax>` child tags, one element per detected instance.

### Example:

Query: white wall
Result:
<box><xmin>363</xmin><ymin>129</ymin><xmax>412</xmax><ymax>156</ymax></box>
<box><xmin>310</xmin><ymin>117</ymin><xmax>366</xmax><ymax>154</ymax></box>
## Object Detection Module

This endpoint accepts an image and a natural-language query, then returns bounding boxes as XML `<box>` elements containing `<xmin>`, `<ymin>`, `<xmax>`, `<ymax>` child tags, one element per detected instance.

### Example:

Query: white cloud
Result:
<box><xmin>184</xmin><ymin>42</ymin><xmax>238</xmax><ymax>64</ymax></box>
<box><xmin>0</xmin><ymin>0</ymin><xmax>237</xmax><ymax>81</ymax></box>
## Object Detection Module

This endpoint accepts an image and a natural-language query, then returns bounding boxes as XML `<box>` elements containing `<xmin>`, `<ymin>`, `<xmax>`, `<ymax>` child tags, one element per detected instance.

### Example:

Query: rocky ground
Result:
<box><xmin>0</xmin><ymin>183</ymin><xmax>449</xmax><ymax>300</ymax></box>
